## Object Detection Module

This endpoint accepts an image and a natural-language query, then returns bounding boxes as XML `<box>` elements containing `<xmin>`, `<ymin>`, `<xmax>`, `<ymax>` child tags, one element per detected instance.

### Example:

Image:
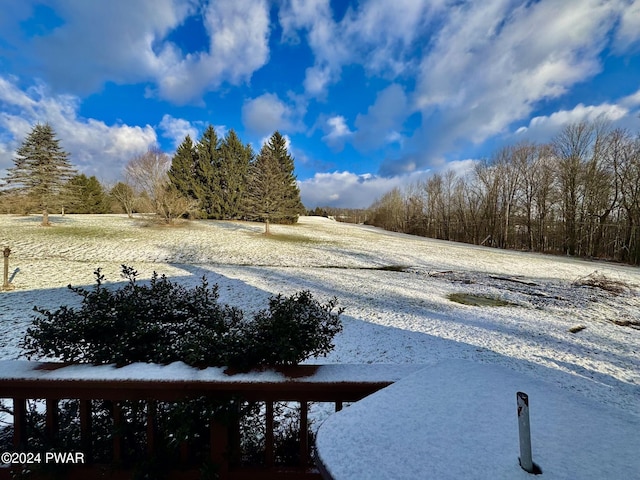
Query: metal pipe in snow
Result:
<box><xmin>517</xmin><ymin>391</ymin><xmax>534</xmax><ymax>473</ymax></box>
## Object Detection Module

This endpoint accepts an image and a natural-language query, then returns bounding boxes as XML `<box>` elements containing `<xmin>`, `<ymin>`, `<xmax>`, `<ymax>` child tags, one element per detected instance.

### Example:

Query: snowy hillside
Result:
<box><xmin>0</xmin><ymin>214</ymin><xmax>638</xmax><ymax>417</ymax></box>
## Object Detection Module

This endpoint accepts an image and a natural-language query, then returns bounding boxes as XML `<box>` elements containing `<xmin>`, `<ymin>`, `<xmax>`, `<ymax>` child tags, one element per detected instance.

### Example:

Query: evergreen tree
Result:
<box><xmin>219</xmin><ymin>129</ymin><xmax>253</xmax><ymax>219</ymax></box>
<box><xmin>195</xmin><ymin>126</ymin><xmax>223</xmax><ymax>219</ymax></box>
<box><xmin>267</xmin><ymin>131</ymin><xmax>304</xmax><ymax>223</ymax></box>
<box><xmin>168</xmin><ymin>135</ymin><xmax>199</xmax><ymax>201</ymax></box>
<box><xmin>2</xmin><ymin>123</ymin><xmax>76</xmax><ymax>225</ymax></box>
<box><xmin>63</xmin><ymin>174</ymin><xmax>109</xmax><ymax>214</ymax></box>
<box><xmin>244</xmin><ymin>131</ymin><xmax>303</xmax><ymax>234</ymax></box>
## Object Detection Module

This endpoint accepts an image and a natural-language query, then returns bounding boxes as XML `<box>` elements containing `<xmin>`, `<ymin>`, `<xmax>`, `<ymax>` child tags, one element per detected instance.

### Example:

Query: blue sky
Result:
<box><xmin>1</xmin><ymin>0</ymin><xmax>640</xmax><ymax>209</ymax></box>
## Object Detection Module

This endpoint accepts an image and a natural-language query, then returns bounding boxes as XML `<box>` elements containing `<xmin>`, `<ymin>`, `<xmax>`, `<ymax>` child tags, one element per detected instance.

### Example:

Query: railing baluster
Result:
<box><xmin>180</xmin><ymin>440</ymin><xmax>189</xmax><ymax>463</ymax></box>
<box><xmin>80</xmin><ymin>399</ymin><xmax>92</xmax><ymax>461</ymax></box>
<box><xmin>299</xmin><ymin>401</ymin><xmax>309</xmax><ymax>468</ymax></box>
<box><xmin>231</xmin><ymin>400</ymin><xmax>241</xmax><ymax>467</ymax></box>
<box><xmin>112</xmin><ymin>401</ymin><xmax>123</xmax><ymax>463</ymax></box>
<box><xmin>13</xmin><ymin>398</ymin><xmax>26</xmax><ymax>450</ymax></box>
<box><xmin>147</xmin><ymin>400</ymin><xmax>156</xmax><ymax>457</ymax></box>
<box><xmin>265</xmin><ymin>401</ymin><xmax>274</xmax><ymax>467</ymax></box>
<box><xmin>211</xmin><ymin>418</ymin><xmax>229</xmax><ymax>479</ymax></box>
<box><xmin>45</xmin><ymin>398</ymin><xmax>59</xmax><ymax>446</ymax></box>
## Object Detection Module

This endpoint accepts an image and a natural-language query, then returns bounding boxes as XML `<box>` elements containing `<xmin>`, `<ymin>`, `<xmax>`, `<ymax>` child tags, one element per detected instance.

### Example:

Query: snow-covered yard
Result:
<box><xmin>1</xmin><ymin>213</ymin><xmax>639</xmax><ymax>421</ymax></box>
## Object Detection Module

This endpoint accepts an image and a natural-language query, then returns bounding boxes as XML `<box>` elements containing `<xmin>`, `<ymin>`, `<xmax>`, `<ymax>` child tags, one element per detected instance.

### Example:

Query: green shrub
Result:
<box><xmin>230</xmin><ymin>291</ymin><xmax>343</xmax><ymax>370</ymax></box>
<box><xmin>23</xmin><ymin>265</ymin><xmax>343</xmax><ymax>370</ymax></box>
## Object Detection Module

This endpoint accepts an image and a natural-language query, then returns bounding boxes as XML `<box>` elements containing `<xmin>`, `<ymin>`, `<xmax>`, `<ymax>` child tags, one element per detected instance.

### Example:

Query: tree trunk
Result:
<box><xmin>264</xmin><ymin>218</ymin><xmax>270</xmax><ymax>235</ymax></box>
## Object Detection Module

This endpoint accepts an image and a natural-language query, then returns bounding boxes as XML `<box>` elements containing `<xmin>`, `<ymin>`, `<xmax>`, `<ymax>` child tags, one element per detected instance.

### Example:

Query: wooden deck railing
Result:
<box><xmin>0</xmin><ymin>362</ymin><xmax>421</xmax><ymax>479</ymax></box>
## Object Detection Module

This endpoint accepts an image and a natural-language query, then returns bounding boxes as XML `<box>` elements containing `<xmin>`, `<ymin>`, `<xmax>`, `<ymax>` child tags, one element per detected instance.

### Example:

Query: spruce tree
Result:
<box><xmin>3</xmin><ymin>123</ymin><xmax>76</xmax><ymax>225</ymax></box>
<box><xmin>195</xmin><ymin>126</ymin><xmax>223</xmax><ymax>219</ymax></box>
<box><xmin>63</xmin><ymin>174</ymin><xmax>109</xmax><ymax>214</ymax></box>
<box><xmin>168</xmin><ymin>135</ymin><xmax>199</xmax><ymax>201</ymax></box>
<box><xmin>244</xmin><ymin>131</ymin><xmax>303</xmax><ymax>234</ymax></box>
<box><xmin>270</xmin><ymin>131</ymin><xmax>305</xmax><ymax>223</ymax></box>
<box><xmin>219</xmin><ymin>129</ymin><xmax>253</xmax><ymax>219</ymax></box>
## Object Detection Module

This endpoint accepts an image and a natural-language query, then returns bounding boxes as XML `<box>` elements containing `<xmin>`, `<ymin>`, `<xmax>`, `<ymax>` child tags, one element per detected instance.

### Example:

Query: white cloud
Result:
<box><xmin>156</xmin><ymin>0</ymin><xmax>271</xmax><ymax>104</ymax></box>
<box><xmin>299</xmin><ymin>169</ymin><xmax>429</xmax><ymax>209</ymax></box>
<box><xmin>319</xmin><ymin>84</ymin><xmax>410</xmax><ymax>154</ymax></box>
<box><xmin>21</xmin><ymin>0</ymin><xmax>270</xmax><ymax>105</ymax></box>
<box><xmin>303</xmin><ymin>65</ymin><xmax>334</xmax><ymax>98</ymax></box>
<box><xmin>242</xmin><ymin>93</ymin><xmax>303</xmax><ymax>136</ymax></box>
<box><xmin>279</xmin><ymin>0</ymin><xmax>347</xmax><ymax>97</ymax></box>
<box><xmin>614</xmin><ymin>0</ymin><xmax>640</xmax><ymax>52</ymax></box>
<box><xmin>159</xmin><ymin>114</ymin><xmax>200</xmax><ymax>148</ymax></box>
<box><xmin>341</xmin><ymin>0</ymin><xmax>437</xmax><ymax>77</ymax></box>
<box><xmin>0</xmin><ymin>76</ymin><xmax>156</xmax><ymax>181</ymax></box>
<box><xmin>321</xmin><ymin>116</ymin><xmax>353</xmax><ymax>150</ymax></box>
<box><xmin>439</xmin><ymin>159</ymin><xmax>477</xmax><ymax>178</ymax></box>
<box><xmin>353</xmin><ymin>84</ymin><xmax>409</xmax><ymax>151</ymax></box>
<box><xmin>514</xmin><ymin>100</ymin><xmax>637</xmax><ymax>143</ymax></box>
<box><xmin>279</xmin><ymin>0</ymin><xmax>435</xmax><ymax>97</ymax></box>
<box><xmin>394</xmin><ymin>0</ymin><xmax>627</xmax><ymax>174</ymax></box>
<box><xmin>621</xmin><ymin>88</ymin><xmax>640</xmax><ymax>108</ymax></box>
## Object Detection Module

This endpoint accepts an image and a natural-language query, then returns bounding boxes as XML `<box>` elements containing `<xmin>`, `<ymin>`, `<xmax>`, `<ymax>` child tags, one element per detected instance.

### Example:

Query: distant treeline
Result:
<box><xmin>367</xmin><ymin>121</ymin><xmax>640</xmax><ymax>266</ymax></box>
<box><xmin>307</xmin><ymin>206</ymin><xmax>369</xmax><ymax>224</ymax></box>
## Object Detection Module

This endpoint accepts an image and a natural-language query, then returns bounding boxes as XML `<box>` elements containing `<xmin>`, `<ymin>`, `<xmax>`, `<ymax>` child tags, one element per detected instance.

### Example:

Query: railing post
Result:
<box><xmin>2</xmin><ymin>247</ymin><xmax>13</xmax><ymax>291</ymax></box>
<box><xmin>299</xmin><ymin>401</ymin><xmax>309</xmax><ymax>468</ymax></box>
<box><xmin>13</xmin><ymin>398</ymin><xmax>26</xmax><ymax>450</ymax></box>
<box><xmin>45</xmin><ymin>399</ymin><xmax>59</xmax><ymax>446</ymax></box>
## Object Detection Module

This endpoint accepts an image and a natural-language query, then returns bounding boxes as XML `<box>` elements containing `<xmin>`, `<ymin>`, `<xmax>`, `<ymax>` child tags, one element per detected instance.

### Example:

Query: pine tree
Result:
<box><xmin>219</xmin><ymin>129</ymin><xmax>253</xmax><ymax>219</ymax></box>
<box><xmin>63</xmin><ymin>174</ymin><xmax>109</xmax><ymax>214</ymax></box>
<box><xmin>267</xmin><ymin>131</ymin><xmax>304</xmax><ymax>223</ymax></box>
<box><xmin>168</xmin><ymin>135</ymin><xmax>199</xmax><ymax>201</ymax></box>
<box><xmin>244</xmin><ymin>131</ymin><xmax>303</xmax><ymax>234</ymax></box>
<box><xmin>195</xmin><ymin>126</ymin><xmax>223</xmax><ymax>219</ymax></box>
<box><xmin>2</xmin><ymin>123</ymin><xmax>76</xmax><ymax>225</ymax></box>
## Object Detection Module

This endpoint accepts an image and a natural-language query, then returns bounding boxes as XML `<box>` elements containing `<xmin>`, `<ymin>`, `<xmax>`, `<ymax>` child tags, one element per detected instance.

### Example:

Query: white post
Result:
<box><xmin>517</xmin><ymin>391</ymin><xmax>534</xmax><ymax>473</ymax></box>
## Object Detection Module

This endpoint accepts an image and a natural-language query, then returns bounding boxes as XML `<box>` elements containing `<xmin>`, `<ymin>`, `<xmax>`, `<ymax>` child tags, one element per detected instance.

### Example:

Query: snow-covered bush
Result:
<box><xmin>23</xmin><ymin>265</ymin><xmax>343</xmax><ymax>370</ymax></box>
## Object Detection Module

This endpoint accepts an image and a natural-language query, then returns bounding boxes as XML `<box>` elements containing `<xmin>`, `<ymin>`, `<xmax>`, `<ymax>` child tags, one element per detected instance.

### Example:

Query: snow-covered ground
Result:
<box><xmin>1</xmin><ymin>214</ymin><xmax>639</xmax><ymax>420</ymax></box>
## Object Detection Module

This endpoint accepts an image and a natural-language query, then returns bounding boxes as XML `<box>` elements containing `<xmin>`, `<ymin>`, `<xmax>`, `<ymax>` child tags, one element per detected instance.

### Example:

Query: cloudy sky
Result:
<box><xmin>1</xmin><ymin>0</ymin><xmax>639</xmax><ymax>208</ymax></box>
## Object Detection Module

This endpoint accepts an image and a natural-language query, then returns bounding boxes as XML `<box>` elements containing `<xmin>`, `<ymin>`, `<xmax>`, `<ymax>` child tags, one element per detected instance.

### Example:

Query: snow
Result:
<box><xmin>315</xmin><ymin>360</ymin><xmax>640</xmax><ymax>480</ymax></box>
<box><xmin>0</xmin><ymin>360</ymin><xmax>422</xmax><ymax>384</ymax></box>
<box><xmin>1</xmin><ymin>214</ymin><xmax>639</xmax><ymax>475</ymax></box>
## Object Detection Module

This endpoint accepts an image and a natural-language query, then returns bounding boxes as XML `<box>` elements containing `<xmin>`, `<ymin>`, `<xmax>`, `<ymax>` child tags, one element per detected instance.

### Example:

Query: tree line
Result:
<box><xmin>0</xmin><ymin>123</ymin><xmax>304</xmax><ymax>232</ymax></box>
<box><xmin>367</xmin><ymin>121</ymin><xmax>640</xmax><ymax>265</ymax></box>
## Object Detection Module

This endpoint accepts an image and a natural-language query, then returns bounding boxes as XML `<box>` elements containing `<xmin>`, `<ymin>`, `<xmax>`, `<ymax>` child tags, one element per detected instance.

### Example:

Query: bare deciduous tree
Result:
<box><xmin>109</xmin><ymin>181</ymin><xmax>137</xmax><ymax>218</ymax></box>
<box><xmin>124</xmin><ymin>149</ymin><xmax>195</xmax><ymax>223</ymax></box>
<box><xmin>365</xmin><ymin>121</ymin><xmax>640</xmax><ymax>265</ymax></box>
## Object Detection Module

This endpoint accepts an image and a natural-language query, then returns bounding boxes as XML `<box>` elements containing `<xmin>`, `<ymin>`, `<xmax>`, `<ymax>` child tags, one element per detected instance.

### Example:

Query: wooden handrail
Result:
<box><xmin>0</xmin><ymin>362</ymin><xmax>422</xmax><ymax>480</ymax></box>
